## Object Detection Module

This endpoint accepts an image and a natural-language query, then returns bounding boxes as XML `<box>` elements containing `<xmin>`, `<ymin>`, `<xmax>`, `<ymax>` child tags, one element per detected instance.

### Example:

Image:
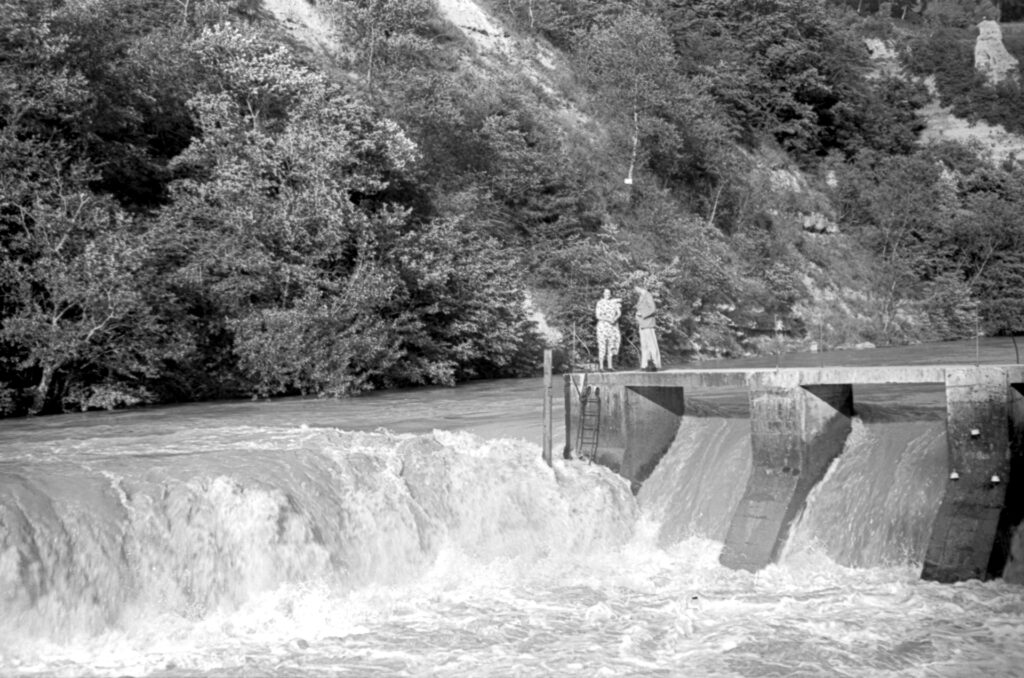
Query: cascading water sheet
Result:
<box><xmin>638</xmin><ymin>414</ymin><xmax>752</xmax><ymax>545</ymax></box>
<box><xmin>783</xmin><ymin>410</ymin><xmax>949</xmax><ymax>568</ymax></box>
<box><xmin>0</xmin><ymin>427</ymin><xmax>636</xmax><ymax>642</ymax></box>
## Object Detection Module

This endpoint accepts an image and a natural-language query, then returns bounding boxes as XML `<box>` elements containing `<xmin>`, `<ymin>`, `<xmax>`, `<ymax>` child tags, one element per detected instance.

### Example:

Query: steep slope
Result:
<box><xmin>867</xmin><ymin>26</ymin><xmax>1024</xmax><ymax>163</ymax></box>
<box><xmin>263</xmin><ymin>0</ymin><xmax>338</xmax><ymax>55</ymax></box>
<box><xmin>434</xmin><ymin>0</ymin><xmax>512</xmax><ymax>53</ymax></box>
<box><xmin>917</xmin><ymin>76</ymin><xmax>1024</xmax><ymax>162</ymax></box>
<box><xmin>254</xmin><ymin>0</ymin><xmax>1020</xmax><ymax>359</ymax></box>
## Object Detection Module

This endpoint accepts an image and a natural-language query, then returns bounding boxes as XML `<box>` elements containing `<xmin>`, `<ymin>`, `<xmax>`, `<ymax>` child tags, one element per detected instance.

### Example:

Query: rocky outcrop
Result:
<box><xmin>802</xmin><ymin>213</ymin><xmax>838</xmax><ymax>234</ymax></box>
<box><xmin>262</xmin><ymin>0</ymin><xmax>339</xmax><ymax>57</ymax></box>
<box><xmin>862</xmin><ymin>26</ymin><xmax>1024</xmax><ymax>164</ymax></box>
<box><xmin>435</xmin><ymin>0</ymin><xmax>512</xmax><ymax>54</ymax></box>
<box><xmin>975</xmin><ymin>20</ymin><xmax>1019</xmax><ymax>86</ymax></box>
<box><xmin>917</xmin><ymin>77</ymin><xmax>1024</xmax><ymax>165</ymax></box>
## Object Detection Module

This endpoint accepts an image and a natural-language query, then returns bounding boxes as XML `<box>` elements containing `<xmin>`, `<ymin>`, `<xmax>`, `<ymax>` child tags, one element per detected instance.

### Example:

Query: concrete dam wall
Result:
<box><xmin>564</xmin><ymin>365</ymin><xmax>1024</xmax><ymax>583</ymax></box>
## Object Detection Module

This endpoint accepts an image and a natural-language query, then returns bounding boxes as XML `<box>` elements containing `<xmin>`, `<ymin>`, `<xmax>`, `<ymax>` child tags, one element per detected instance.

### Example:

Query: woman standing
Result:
<box><xmin>595</xmin><ymin>289</ymin><xmax>622</xmax><ymax>371</ymax></box>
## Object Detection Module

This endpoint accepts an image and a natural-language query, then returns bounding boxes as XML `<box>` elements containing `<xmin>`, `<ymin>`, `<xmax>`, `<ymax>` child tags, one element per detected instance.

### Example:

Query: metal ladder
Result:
<box><xmin>575</xmin><ymin>384</ymin><xmax>601</xmax><ymax>462</ymax></box>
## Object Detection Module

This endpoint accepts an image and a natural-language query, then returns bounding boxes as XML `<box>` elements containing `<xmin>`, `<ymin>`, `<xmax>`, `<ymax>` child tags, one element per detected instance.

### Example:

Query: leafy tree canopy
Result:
<box><xmin>3</xmin><ymin>0</ymin><xmax>1024</xmax><ymax>416</ymax></box>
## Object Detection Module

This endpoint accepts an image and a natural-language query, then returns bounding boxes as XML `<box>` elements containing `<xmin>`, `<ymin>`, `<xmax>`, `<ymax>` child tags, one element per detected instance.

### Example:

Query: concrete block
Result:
<box><xmin>720</xmin><ymin>383</ymin><xmax>852</xmax><ymax>571</ymax></box>
<box><xmin>923</xmin><ymin>368</ymin><xmax>1014</xmax><ymax>581</ymax></box>
<box><xmin>619</xmin><ymin>386</ymin><xmax>686</xmax><ymax>489</ymax></box>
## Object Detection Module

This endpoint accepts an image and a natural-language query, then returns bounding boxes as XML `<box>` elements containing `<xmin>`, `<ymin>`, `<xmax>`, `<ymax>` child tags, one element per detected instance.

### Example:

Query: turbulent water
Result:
<box><xmin>3</xmin><ymin>342</ymin><xmax>1024</xmax><ymax>677</ymax></box>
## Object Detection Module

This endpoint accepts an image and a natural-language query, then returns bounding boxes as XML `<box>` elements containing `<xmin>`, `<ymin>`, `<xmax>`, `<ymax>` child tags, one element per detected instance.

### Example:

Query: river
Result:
<box><xmin>1</xmin><ymin>339</ymin><xmax>1023</xmax><ymax>677</ymax></box>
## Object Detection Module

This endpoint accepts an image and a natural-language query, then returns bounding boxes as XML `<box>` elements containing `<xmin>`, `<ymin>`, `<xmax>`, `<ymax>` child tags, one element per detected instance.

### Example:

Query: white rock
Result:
<box><xmin>975</xmin><ymin>20</ymin><xmax>1019</xmax><ymax>86</ymax></box>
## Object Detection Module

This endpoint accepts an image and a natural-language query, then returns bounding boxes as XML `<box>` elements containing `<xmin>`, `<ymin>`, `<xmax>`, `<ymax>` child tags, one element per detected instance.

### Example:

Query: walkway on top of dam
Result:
<box><xmin>572</xmin><ymin>364</ymin><xmax>1024</xmax><ymax>388</ymax></box>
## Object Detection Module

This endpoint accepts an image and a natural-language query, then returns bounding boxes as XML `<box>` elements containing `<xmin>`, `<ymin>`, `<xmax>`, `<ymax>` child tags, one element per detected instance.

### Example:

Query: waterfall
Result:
<box><xmin>783</xmin><ymin>414</ymin><xmax>947</xmax><ymax>567</ymax></box>
<box><xmin>638</xmin><ymin>403</ymin><xmax>949</xmax><ymax>569</ymax></box>
<box><xmin>638</xmin><ymin>415</ymin><xmax>752</xmax><ymax>546</ymax></box>
<box><xmin>0</xmin><ymin>428</ymin><xmax>637</xmax><ymax>642</ymax></box>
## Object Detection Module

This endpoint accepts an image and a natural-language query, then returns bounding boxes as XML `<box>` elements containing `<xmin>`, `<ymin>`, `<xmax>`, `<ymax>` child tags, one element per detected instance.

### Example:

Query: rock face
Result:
<box><xmin>975</xmin><ymin>20</ymin><xmax>1019</xmax><ymax>86</ymax></box>
<box><xmin>435</xmin><ymin>0</ymin><xmax>512</xmax><ymax>53</ymax></box>
<box><xmin>262</xmin><ymin>0</ymin><xmax>338</xmax><ymax>56</ymax></box>
<box><xmin>802</xmin><ymin>213</ymin><xmax>838</xmax><ymax>234</ymax></box>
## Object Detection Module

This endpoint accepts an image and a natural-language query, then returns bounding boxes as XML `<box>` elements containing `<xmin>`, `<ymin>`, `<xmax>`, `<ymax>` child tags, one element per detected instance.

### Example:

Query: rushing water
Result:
<box><xmin>2</xmin><ymin>340</ymin><xmax>1024</xmax><ymax>677</ymax></box>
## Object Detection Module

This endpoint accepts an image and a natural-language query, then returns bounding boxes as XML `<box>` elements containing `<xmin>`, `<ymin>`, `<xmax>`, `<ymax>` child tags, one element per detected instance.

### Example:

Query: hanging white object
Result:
<box><xmin>991</xmin><ymin>474</ymin><xmax>1001</xmax><ymax>484</ymax></box>
<box><xmin>949</xmin><ymin>470</ymin><xmax>960</xmax><ymax>481</ymax></box>
<box><xmin>624</xmin><ymin>105</ymin><xmax>638</xmax><ymax>187</ymax></box>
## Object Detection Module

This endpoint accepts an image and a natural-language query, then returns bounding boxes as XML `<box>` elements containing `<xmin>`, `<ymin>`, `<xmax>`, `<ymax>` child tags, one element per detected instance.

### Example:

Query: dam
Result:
<box><xmin>563</xmin><ymin>364</ymin><xmax>1024</xmax><ymax>583</ymax></box>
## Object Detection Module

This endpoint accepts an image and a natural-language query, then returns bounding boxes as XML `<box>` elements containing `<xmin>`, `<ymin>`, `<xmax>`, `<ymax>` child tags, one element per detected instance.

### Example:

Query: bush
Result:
<box><xmin>61</xmin><ymin>383</ymin><xmax>155</xmax><ymax>412</ymax></box>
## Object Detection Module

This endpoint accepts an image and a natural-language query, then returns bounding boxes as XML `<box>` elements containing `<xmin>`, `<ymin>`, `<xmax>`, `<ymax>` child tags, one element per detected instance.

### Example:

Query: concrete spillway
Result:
<box><xmin>564</xmin><ymin>365</ymin><xmax>1024</xmax><ymax>583</ymax></box>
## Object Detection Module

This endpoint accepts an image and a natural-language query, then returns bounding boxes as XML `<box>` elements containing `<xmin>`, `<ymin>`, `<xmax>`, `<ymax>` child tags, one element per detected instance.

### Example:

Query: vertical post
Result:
<box><xmin>818</xmin><ymin>321</ymin><xmax>824</xmax><ymax>369</ymax></box>
<box><xmin>976</xmin><ymin>316</ymin><xmax>981</xmax><ymax>367</ymax></box>
<box><xmin>563</xmin><ymin>374</ymin><xmax>573</xmax><ymax>460</ymax></box>
<box><xmin>543</xmin><ymin>349</ymin><xmax>553</xmax><ymax>467</ymax></box>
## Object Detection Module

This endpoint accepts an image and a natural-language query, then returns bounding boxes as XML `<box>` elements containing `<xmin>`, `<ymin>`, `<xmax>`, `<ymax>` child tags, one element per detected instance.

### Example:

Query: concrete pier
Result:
<box><xmin>564</xmin><ymin>365</ymin><xmax>1024</xmax><ymax>582</ymax></box>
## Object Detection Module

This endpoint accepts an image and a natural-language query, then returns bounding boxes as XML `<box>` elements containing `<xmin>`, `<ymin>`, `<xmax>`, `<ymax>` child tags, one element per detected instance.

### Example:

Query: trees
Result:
<box><xmin>1001</xmin><ymin>0</ymin><xmax>1024</xmax><ymax>21</ymax></box>
<box><xmin>7</xmin><ymin>0</ymin><xmax>1024</xmax><ymax>415</ymax></box>
<box><xmin>829</xmin><ymin>145</ymin><xmax>1024</xmax><ymax>345</ymax></box>
<box><xmin>577</xmin><ymin>10</ymin><xmax>680</xmax><ymax>186</ymax></box>
<box><xmin>161</xmin><ymin>27</ymin><xmax>413</xmax><ymax>396</ymax></box>
<box><xmin>497</xmin><ymin>0</ymin><xmax>641</xmax><ymax>48</ymax></box>
<box><xmin>661</xmin><ymin>0</ymin><xmax>875</xmax><ymax>159</ymax></box>
<box><xmin>830</xmin><ymin>151</ymin><xmax>958</xmax><ymax>342</ymax></box>
<box><xmin>0</xmin><ymin>4</ymin><xmax>187</xmax><ymax>413</ymax></box>
<box><xmin>575</xmin><ymin>7</ymin><xmax>738</xmax><ymax>223</ymax></box>
<box><xmin>937</xmin><ymin>163</ymin><xmax>1024</xmax><ymax>337</ymax></box>
<box><xmin>0</xmin><ymin>1</ymin><xmax>552</xmax><ymax>415</ymax></box>
<box><xmin>324</xmin><ymin>0</ymin><xmax>438</xmax><ymax>92</ymax></box>
<box><xmin>160</xmin><ymin>26</ymin><xmax>537</xmax><ymax>397</ymax></box>
<box><xmin>0</xmin><ymin>179</ymin><xmax>181</xmax><ymax>413</ymax></box>
<box><xmin>28</xmin><ymin>0</ymin><xmax>253</xmax><ymax>210</ymax></box>
<box><xmin>392</xmin><ymin>218</ymin><xmax>542</xmax><ymax>382</ymax></box>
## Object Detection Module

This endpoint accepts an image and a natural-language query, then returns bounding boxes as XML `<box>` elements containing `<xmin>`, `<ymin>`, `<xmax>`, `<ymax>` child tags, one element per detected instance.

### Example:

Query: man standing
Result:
<box><xmin>634</xmin><ymin>285</ymin><xmax>661</xmax><ymax>371</ymax></box>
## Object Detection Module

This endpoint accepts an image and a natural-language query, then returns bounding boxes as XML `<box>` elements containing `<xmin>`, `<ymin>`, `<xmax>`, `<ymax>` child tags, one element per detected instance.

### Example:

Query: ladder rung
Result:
<box><xmin>575</xmin><ymin>389</ymin><xmax>600</xmax><ymax>461</ymax></box>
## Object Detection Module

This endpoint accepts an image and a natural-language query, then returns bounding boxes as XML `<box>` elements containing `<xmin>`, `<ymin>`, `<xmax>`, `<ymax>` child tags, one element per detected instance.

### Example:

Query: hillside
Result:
<box><xmin>250</xmin><ymin>0</ymin><xmax>1024</xmax><ymax>356</ymax></box>
<box><xmin>2</xmin><ymin>0</ymin><xmax>1024</xmax><ymax>416</ymax></box>
<box><xmin>866</xmin><ymin>24</ymin><xmax>1024</xmax><ymax>162</ymax></box>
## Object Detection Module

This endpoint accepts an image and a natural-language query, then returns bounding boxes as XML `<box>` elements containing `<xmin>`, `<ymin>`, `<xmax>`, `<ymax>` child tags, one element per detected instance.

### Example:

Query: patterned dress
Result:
<box><xmin>595</xmin><ymin>298</ymin><xmax>621</xmax><ymax>357</ymax></box>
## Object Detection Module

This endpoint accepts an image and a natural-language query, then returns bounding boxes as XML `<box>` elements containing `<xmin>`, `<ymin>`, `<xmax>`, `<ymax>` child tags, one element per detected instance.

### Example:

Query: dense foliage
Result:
<box><xmin>1</xmin><ymin>0</ymin><xmax>541</xmax><ymax>414</ymax></box>
<box><xmin>2</xmin><ymin>0</ymin><xmax>1023</xmax><ymax>416</ymax></box>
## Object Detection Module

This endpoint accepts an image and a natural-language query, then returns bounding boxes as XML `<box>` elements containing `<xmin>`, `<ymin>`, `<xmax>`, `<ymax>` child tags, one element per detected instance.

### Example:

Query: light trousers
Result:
<box><xmin>639</xmin><ymin>327</ymin><xmax>661</xmax><ymax>369</ymax></box>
